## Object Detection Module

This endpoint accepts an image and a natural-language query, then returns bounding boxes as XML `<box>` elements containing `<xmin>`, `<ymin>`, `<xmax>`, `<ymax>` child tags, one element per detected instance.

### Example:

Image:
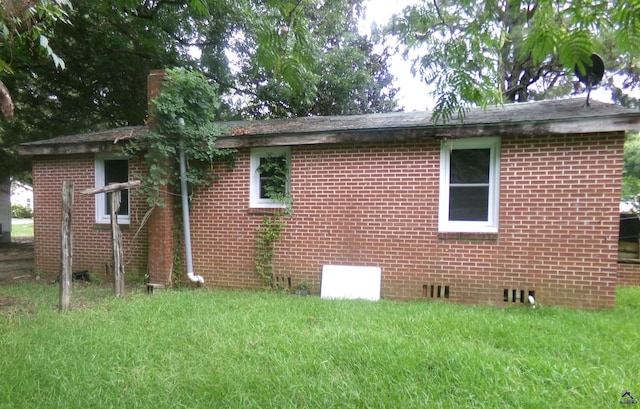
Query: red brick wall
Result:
<box><xmin>618</xmin><ymin>263</ymin><xmax>640</xmax><ymax>286</ymax></box>
<box><xmin>31</xmin><ymin>131</ymin><xmax>626</xmax><ymax>309</ymax></box>
<box><xmin>189</xmin><ymin>132</ymin><xmax>624</xmax><ymax>309</ymax></box>
<box><xmin>32</xmin><ymin>154</ymin><xmax>148</xmax><ymax>279</ymax></box>
<box><xmin>144</xmin><ymin>69</ymin><xmax>176</xmax><ymax>286</ymax></box>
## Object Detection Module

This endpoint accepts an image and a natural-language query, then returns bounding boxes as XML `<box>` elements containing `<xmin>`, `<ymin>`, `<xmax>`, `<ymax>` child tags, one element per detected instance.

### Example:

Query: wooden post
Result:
<box><xmin>81</xmin><ymin>180</ymin><xmax>139</xmax><ymax>298</ymax></box>
<box><xmin>60</xmin><ymin>181</ymin><xmax>74</xmax><ymax>312</ymax></box>
<box><xmin>110</xmin><ymin>191</ymin><xmax>125</xmax><ymax>297</ymax></box>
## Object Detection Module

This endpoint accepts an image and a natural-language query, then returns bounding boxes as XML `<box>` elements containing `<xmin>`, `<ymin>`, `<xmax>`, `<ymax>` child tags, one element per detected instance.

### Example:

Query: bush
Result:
<box><xmin>11</xmin><ymin>204</ymin><xmax>33</xmax><ymax>219</ymax></box>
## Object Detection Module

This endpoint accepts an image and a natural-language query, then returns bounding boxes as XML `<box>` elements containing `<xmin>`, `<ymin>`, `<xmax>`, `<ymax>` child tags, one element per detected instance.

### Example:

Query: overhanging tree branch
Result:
<box><xmin>0</xmin><ymin>80</ymin><xmax>15</xmax><ymax>120</ymax></box>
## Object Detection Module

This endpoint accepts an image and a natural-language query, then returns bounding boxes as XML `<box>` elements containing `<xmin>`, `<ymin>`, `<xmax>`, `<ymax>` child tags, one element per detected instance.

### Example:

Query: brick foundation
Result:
<box><xmin>618</xmin><ymin>262</ymin><xmax>640</xmax><ymax>287</ymax></box>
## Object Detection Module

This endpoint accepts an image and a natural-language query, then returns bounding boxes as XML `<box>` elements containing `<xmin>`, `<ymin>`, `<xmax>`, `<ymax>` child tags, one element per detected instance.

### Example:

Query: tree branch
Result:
<box><xmin>0</xmin><ymin>80</ymin><xmax>15</xmax><ymax>121</ymax></box>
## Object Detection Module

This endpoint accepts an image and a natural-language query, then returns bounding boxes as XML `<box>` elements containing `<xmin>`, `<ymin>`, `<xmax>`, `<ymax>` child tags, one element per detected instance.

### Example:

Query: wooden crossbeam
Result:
<box><xmin>81</xmin><ymin>180</ymin><xmax>141</xmax><ymax>196</ymax></box>
<box><xmin>80</xmin><ymin>179</ymin><xmax>140</xmax><ymax>298</ymax></box>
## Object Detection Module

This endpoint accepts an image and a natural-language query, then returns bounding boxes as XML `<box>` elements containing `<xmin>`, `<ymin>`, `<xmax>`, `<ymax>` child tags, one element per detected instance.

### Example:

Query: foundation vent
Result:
<box><xmin>504</xmin><ymin>289</ymin><xmax>536</xmax><ymax>304</ymax></box>
<box><xmin>423</xmin><ymin>284</ymin><xmax>450</xmax><ymax>299</ymax></box>
<box><xmin>274</xmin><ymin>276</ymin><xmax>291</xmax><ymax>291</ymax></box>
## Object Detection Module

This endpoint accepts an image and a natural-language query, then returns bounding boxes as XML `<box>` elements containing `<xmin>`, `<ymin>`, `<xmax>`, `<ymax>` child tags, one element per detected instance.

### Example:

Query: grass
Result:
<box><xmin>10</xmin><ymin>221</ymin><xmax>33</xmax><ymax>237</ymax></box>
<box><xmin>0</xmin><ymin>284</ymin><xmax>639</xmax><ymax>408</ymax></box>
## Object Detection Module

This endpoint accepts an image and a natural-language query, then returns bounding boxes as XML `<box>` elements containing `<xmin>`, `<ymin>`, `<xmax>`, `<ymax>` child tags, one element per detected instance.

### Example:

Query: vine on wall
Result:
<box><xmin>125</xmin><ymin>68</ymin><xmax>236</xmax><ymax>286</ymax></box>
<box><xmin>254</xmin><ymin>154</ymin><xmax>293</xmax><ymax>288</ymax></box>
<box><xmin>126</xmin><ymin>68</ymin><xmax>236</xmax><ymax>208</ymax></box>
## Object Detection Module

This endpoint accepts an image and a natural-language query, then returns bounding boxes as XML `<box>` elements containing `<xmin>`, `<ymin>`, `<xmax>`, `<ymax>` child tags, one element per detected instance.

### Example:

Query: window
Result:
<box><xmin>95</xmin><ymin>155</ymin><xmax>130</xmax><ymax>224</ymax></box>
<box><xmin>250</xmin><ymin>147</ymin><xmax>290</xmax><ymax>208</ymax></box>
<box><xmin>439</xmin><ymin>137</ymin><xmax>500</xmax><ymax>233</ymax></box>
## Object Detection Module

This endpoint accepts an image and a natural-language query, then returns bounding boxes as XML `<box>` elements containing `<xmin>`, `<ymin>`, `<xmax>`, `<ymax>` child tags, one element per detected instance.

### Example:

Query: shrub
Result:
<box><xmin>11</xmin><ymin>204</ymin><xmax>33</xmax><ymax>219</ymax></box>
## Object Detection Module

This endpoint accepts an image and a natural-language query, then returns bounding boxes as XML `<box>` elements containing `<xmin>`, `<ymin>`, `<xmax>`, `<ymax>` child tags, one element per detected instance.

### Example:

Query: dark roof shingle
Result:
<box><xmin>19</xmin><ymin>98</ymin><xmax>640</xmax><ymax>155</ymax></box>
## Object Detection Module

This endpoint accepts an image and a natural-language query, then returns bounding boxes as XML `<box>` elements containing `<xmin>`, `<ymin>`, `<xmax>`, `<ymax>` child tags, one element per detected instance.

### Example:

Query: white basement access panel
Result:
<box><xmin>320</xmin><ymin>265</ymin><xmax>382</xmax><ymax>301</ymax></box>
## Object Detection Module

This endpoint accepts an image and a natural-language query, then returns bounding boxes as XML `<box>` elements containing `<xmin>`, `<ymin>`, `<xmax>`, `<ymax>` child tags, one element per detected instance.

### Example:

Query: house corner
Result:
<box><xmin>145</xmin><ymin>68</ymin><xmax>175</xmax><ymax>285</ymax></box>
<box><xmin>147</xmin><ymin>193</ymin><xmax>175</xmax><ymax>286</ymax></box>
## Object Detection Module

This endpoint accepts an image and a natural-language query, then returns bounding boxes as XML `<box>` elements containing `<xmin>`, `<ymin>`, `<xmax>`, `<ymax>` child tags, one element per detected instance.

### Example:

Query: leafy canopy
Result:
<box><xmin>126</xmin><ymin>68</ymin><xmax>235</xmax><ymax>208</ymax></box>
<box><xmin>387</xmin><ymin>0</ymin><xmax>640</xmax><ymax>122</ymax></box>
<box><xmin>0</xmin><ymin>0</ymin><xmax>72</xmax><ymax>123</ymax></box>
<box><xmin>228</xmin><ymin>0</ymin><xmax>398</xmax><ymax>118</ymax></box>
<box><xmin>0</xmin><ymin>0</ymin><xmax>72</xmax><ymax>73</ymax></box>
<box><xmin>623</xmin><ymin>132</ymin><xmax>640</xmax><ymax>209</ymax></box>
<box><xmin>0</xmin><ymin>0</ymin><xmax>398</xmax><ymax>179</ymax></box>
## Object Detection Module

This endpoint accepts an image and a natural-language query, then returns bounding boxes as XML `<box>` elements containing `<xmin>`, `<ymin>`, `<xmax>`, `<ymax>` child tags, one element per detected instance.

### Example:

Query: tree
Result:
<box><xmin>309</xmin><ymin>35</ymin><xmax>398</xmax><ymax>116</ymax></box>
<box><xmin>623</xmin><ymin>132</ymin><xmax>640</xmax><ymax>208</ymax></box>
<box><xmin>387</xmin><ymin>0</ymin><xmax>640</xmax><ymax>122</ymax></box>
<box><xmin>0</xmin><ymin>0</ymin><xmax>399</xmax><ymax>179</ymax></box>
<box><xmin>231</xmin><ymin>0</ymin><xmax>398</xmax><ymax>118</ymax></box>
<box><xmin>0</xmin><ymin>0</ymin><xmax>183</xmax><ymax>178</ymax></box>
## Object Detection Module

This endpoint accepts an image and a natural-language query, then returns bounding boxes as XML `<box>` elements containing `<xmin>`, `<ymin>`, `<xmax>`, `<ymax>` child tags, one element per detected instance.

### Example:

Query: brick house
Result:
<box><xmin>19</xmin><ymin>72</ymin><xmax>640</xmax><ymax>308</ymax></box>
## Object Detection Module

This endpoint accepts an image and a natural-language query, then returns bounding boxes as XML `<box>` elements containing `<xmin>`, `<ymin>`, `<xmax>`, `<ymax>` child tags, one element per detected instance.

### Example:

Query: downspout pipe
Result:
<box><xmin>178</xmin><ymin>119</ymin><xmax>204</xmax><ymax>284</ymax></box>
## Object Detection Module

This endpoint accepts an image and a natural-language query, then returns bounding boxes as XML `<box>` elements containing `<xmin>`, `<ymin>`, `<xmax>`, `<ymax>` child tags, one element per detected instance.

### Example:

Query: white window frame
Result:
<box><xmin>250</xmin><ymin>147</ymin><xmax>291</xmax><ymax>208</ymax></box>
<box><xmin>95</xmin><ymin>154</ymin><xmax>130</xmax><ymax>224</ymax></box>
<box><xmin>439</xmin><ymin>137</ymin><xmax>500</xmax><ymax>233</ymax></box>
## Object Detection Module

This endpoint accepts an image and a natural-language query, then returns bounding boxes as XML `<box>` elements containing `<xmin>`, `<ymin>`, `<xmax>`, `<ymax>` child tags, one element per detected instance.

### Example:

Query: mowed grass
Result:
<box><xmin>1</xmin><ymin>284</ymin><xmax>639</xmax><ymax>409</ymax></box>
<box><xmin>10</xmin><ymin>221</ymin><xmax>34</xmax><ymax>237</ymax></box>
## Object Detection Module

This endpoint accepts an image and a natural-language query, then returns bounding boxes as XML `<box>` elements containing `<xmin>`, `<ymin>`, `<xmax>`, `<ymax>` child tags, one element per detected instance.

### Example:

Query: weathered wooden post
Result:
<box><xmin>82</xmin><ymin>180</ymin><xmax>140</xmax><ymax>298</ymax></box>
<box><xmin>60</xmin><ymin>181</ymin><xmax>73</xmax><ymax>312</ymax></box>
<box><xmin>110</xmin><ymin>190</ymin><xmax>125</xmax><ymax>297</ymax></box>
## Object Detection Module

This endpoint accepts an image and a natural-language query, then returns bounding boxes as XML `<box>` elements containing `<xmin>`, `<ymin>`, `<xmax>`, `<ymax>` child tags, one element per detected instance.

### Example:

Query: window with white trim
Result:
<box><xmin>95</xmin><ymin>154</ymin><xmax>130</xmax><ymax>224</ymax></box>
<box><xmin>250</xmin><ymin>147</ymin><xmax>290</xmax><ymax>208</ymax></box>
<box><xmin>439</xmin><ymin>137</ymin><xmax>500</xmax><ymax>233</ymax></box>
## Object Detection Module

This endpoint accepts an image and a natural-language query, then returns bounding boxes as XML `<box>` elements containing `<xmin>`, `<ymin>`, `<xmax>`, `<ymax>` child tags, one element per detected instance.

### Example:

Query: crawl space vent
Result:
<box><xmin>423</xmin><ymin>284</ymin><xmax>450</xmax><ymax>299</ymax></box>
<box><xmin>504</xmin><ymin>289</ymin><xmax>536</xmax><ymax>304</ymax></box>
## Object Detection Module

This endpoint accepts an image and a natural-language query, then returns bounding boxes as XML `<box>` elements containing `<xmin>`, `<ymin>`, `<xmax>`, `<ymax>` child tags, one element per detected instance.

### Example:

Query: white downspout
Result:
<box><xmin>178</xmin><ymin>118</ymin><xmax>204</xmax><ymax>284</ymax></box>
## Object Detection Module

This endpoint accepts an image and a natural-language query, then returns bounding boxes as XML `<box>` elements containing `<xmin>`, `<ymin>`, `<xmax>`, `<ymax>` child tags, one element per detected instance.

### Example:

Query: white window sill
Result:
<box><xmin>95</xmin><ymin>217</ymin><xmax>130</xmax><ymax>225</ymax></box>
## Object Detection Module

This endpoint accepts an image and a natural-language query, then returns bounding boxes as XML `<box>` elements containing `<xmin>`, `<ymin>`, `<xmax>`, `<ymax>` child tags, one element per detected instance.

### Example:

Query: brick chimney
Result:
<box><xmin>146</xmin><ymin>70</ymin><xmax>175</xmax><ymax>286</ymax></box>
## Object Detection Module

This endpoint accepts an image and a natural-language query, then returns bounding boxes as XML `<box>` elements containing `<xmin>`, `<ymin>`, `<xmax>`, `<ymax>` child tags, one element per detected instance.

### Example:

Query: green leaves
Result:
<box><xmin>559</xmin><ymin>30</ymin><xmax>594</xmax><ymax>76</ymax></box>
<box><xmin>389</xmin><ymin>0</ymin><xmax>640</xmax><ymax>120</ymax></box>
<box><xmin>151</xmin><ymin>68</ymin><xmax>221</xmax><ymax>126</ymax></box>
<box><xmin>614</xmin><ymin>0</ymin><xmax>640</xmax><ymax>54</ymax></box>
<box><xmin>126</xmin><ymin>68</ymin><xmax>236</xmax><ymax>208</ymax></box>
<box><xmin>623</xmin><ymin>132</ymin><xmax>640</xmax><ymax>207</ymax></box>
<box><xmin>38</xmin><ymin>35</ymin><xmax>65</xmax><ymax>70</ymax></box>
<box><xmin>524</xmin><ymin>7</ymin><xmax>561</xmax><ymax>66</ymax></box>
<box><xmin>257</xmin><ymin>154</ymin><xmax>290</xmax><ymax>204</ymax></box>
<box><xmin>0</xmin><ymin>0</ymin><xmax>72</xmax><ymax>72</ymax></box>
<box><xmin>233</xmin><ymin>0</ymin><xmax>397</xmax><ymax>118</ymax></box>
<box><xmin>254</xmin><ymin>215</ymin><xmax>286</xmax><ymax>287</ymax></box>
<box><xmin>387</xmin><ymin>0</ymin><xmax>506</xmax><ymax>121</ymax></box>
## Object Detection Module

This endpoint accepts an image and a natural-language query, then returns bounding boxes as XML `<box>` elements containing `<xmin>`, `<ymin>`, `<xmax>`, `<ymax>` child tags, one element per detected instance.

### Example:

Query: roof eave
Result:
<box><xmin>19</xmin><ymin>141</ymin><xmax>126</xmax><ymax>156</ymax></box>
<box><xmin>215</xmin><ymin>116</ymin><xmax>640</xmax><ymax>149</ymax></box>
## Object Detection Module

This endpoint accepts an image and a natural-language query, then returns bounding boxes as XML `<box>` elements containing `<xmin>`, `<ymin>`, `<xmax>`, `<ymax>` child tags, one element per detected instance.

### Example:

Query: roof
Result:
<box><xmin>19</xmin><ymin>126</ymin><xmax>148</xmax><ymax>155</ymax></box>
<box><xmin>19</xmin><ymin>98</ymin><xmax>640</xmax><ymax>155</ymax></box>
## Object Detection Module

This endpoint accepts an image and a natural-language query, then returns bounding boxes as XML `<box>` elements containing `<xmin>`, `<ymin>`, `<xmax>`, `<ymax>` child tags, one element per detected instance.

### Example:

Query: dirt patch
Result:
<box><xmin>0</xmin><ymin>238</ymin><xmax>35</xmax><ymax>283</ymax></box>
<box><xmin>0</xmin><ymin>295</ymin><xmax>35</xmax><ymax>317</ymax></box>
<box><xmin>0</xmin><ymin>296</ymin><xmax>19</xmax><ymax>308</ymax></box>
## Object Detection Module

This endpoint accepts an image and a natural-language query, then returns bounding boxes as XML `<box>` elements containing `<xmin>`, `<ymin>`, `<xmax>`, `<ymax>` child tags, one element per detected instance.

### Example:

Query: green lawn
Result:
<box><xmin>10</xmin><ymin>221</ymin><xmax>34</xmax><ymax>237</ymax></box>
<box><xmin>1</xmin><ymin>284</ymin><xmax>639</xmax><ymax>408</ymax></box>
